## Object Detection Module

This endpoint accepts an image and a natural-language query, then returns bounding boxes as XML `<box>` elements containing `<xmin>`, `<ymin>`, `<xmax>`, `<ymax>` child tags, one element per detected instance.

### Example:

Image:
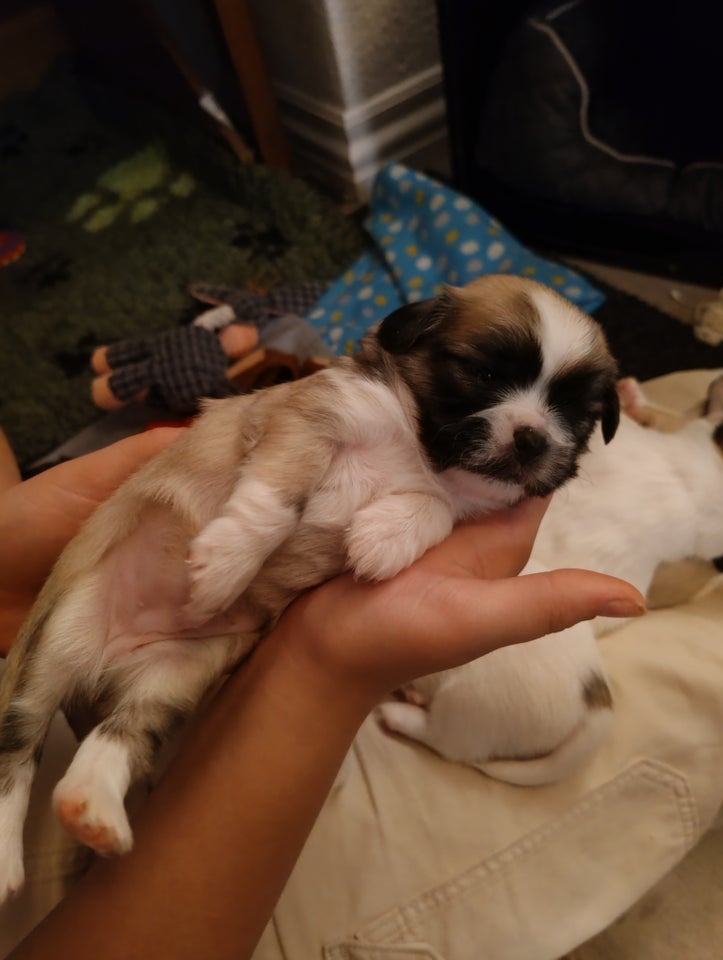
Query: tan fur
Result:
<box><xmin>452</xmin><ymin>274</ymin><xmax>541</xmax><ymax>344</ymax></box>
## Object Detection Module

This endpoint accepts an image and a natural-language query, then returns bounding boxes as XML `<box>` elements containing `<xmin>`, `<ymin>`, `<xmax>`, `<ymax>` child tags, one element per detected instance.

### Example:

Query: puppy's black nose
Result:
<box><xmin>513</xmin><ymin>426</ymin><xmax>548</xmax><ymax>464</ymax></box>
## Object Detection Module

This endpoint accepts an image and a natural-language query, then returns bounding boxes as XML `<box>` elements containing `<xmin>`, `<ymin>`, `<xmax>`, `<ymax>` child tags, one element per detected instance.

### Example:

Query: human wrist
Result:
<box><xmin>259</xmin><ymin>615</ymin><xmax>383</xmax><ymax>723</ymax></box>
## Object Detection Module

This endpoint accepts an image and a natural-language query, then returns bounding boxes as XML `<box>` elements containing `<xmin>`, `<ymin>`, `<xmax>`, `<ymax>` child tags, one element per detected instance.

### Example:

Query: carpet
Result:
<box><xmin>0</xmin><ymin>61</ymin><xmax>364</xmax><ymax>469</ymax></box>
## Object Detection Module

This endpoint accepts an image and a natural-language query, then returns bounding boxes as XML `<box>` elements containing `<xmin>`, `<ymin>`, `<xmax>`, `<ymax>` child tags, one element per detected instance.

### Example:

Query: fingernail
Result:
<box><xmin>599</xmin><ymin>597</ymin><xmax>647</xmax><ymax>618</ymax></box>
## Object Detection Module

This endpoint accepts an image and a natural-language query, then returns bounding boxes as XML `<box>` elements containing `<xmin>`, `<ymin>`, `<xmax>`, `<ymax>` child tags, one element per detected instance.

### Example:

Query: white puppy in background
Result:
<box><xmin>0</xmin><ymin>275</ymin><xmax>619</xmax><ymax>901</ymax></box>
<box><xmin>377</xmin><ymin>558</ymin><xmax>614</xmax><ymax>786</ymax></box>
<box><xmin>379</xmin><ymin>373</ymin><xmax>723</xmax><ymax>784</ymax></box>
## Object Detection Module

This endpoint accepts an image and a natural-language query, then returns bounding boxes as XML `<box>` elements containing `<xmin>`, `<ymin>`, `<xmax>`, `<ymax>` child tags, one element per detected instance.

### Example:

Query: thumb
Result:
<box><xmin>421</xmin><ymin>568</ymin><xmax>645</xmax><ymax>672</ymax></box>
<box><xmin>490</xmin><ymin>568</ymin><xmax>646</xmax><ymax>645</ymax></box>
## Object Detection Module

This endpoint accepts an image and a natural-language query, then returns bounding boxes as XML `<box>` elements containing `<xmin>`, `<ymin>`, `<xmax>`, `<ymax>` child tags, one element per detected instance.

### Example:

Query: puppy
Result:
<box><xmin>377</xmin><ymin>559</ymin><xmax>614</xmax><ymax>786</ymax></box>
<box><xmin>0</xmin><ymin>275</ymin><xmax>618</xmax><ymax>900</ymax></box>
<box><xmin>379</xmin><ymin>372</ymin><xmax>723</xmax><ymax>784</ymax></box>
<box><xmin>537</xmin><ymin>371</ymin><xmax>723</xmax><ymax>633</ymax></box>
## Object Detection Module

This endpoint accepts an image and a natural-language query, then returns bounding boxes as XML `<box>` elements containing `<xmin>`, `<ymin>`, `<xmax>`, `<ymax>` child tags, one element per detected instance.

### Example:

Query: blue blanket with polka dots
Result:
<box><xmin>306</xmin><ymin>163</ymin><xmax>603</xmax><ymax>354</ymax></box>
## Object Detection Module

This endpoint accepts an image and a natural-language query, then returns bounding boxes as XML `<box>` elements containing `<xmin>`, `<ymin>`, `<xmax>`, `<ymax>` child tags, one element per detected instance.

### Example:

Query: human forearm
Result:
<box><xmin>10</xmin><ymin>635</ymin><xmax>373</xmax><ymax>960</ymax></box>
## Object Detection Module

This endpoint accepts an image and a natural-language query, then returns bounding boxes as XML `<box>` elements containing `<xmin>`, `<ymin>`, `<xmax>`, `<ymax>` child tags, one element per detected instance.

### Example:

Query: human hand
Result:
<box><xmin>270</xmin><ymin>496</ymin><xmax>645</xmax><ymax>708</ymax></box>
<box><xmin>0</xmin><ymin>428</ymin><xmax>183</xmax><ymax>652</ymax></box>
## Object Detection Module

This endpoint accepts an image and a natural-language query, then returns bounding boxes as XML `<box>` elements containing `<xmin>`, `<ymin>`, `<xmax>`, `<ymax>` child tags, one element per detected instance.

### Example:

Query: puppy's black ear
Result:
<box><xmin>377</xmin><ymin>297</ymin><xmax>443</xmax><ymax>354</ymax></box>
<box><xmin>601</xmin><ymin>378</ymin><xmax>620</xmax><ymax>444</ymax></box>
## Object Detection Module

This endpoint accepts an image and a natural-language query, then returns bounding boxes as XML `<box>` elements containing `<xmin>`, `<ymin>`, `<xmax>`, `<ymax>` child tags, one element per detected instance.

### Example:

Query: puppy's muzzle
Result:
<box><xmin>466</xmin><ymin>420</ymin><xmax>575</xmax><ymax>496</ymax></box>
<box><xmin>513</xmin><ymin>426</ymin><xmax>548</xmax><ymax>466</ymax></box>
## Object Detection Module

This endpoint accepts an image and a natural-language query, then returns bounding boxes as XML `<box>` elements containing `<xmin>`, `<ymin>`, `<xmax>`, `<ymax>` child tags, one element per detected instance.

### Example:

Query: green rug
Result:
<box><xmin>0</xmin><ymin>63</ymin><xmax>364</xmax><ymax>469</ymax></box>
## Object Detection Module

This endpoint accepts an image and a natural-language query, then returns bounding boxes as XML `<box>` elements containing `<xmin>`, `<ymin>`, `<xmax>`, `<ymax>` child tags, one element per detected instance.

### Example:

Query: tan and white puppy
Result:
<box><xmin>0</xmin><ymin>275</ymin><xmax>619</xmax><ymax>901</ymax></box>
<box><xmin>379</xmin><ymin>373</ymin><xmax>723</xmax><ymax>785</ymax></box>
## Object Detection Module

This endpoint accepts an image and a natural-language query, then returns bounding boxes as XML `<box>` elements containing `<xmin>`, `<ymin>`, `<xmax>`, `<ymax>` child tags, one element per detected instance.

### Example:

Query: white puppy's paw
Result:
<box><xmin>186</xmin><ymin>516</ymin><xmax>258</xmax><ymax>621</ymax></box>
<box><xmin>53</xmin><ymin>781</ymin><xmax>133</xmax><ymax>857</ymax></box>
<box><xmin>346</xmin><ymin>493</ymin><xmax>453</xmax><ymax>581</ymax></box>
<box><xmin>616</xmin><ymin>377</ymin><xmax>647</xmax><ymax>418</ymax></box>
<box><xmin>376</xmin><ymin>701</ymin><xmax>430</xmax><ymax>741</ymax></box>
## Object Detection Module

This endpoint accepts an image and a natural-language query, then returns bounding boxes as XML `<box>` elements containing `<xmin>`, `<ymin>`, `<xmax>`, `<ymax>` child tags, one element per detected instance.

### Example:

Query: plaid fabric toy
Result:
<box><xmin>91</xmin><ymin>282</ymin><xmax>332</xmax><ymax>413</ymax></box>
<box><xmin>105</xmin><ymin>326</ymin><xmax>234</xmax><ymax>411</ymax></box>
<box><xmin>191</xmin><ymin>281</ymin><xmax>328</xmax><ymax>331</ymax></box>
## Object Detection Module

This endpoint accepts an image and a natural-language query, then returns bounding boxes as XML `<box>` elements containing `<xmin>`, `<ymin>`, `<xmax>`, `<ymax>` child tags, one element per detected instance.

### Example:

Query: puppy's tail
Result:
<box><xmin>477</xmin><ymin>706</ymin><xmax>614</xmax><ymax>787</ymax></box>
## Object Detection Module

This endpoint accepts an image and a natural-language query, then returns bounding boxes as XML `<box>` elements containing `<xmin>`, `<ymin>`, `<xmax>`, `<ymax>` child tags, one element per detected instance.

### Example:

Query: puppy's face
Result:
<box><xmin>372</xmin><ymin>275</ymin><xmax>619</xmax><ymax>497</ymax></box>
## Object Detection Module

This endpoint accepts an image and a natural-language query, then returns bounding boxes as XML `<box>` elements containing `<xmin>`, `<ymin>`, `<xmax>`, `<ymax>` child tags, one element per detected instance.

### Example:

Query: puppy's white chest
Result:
<box><xmin>302</xmin><ymin>372</ymin><xmax>441</xmax><ymax>528</ymax></box>
<box><xmin>304</xmin><ymin>435</ymin><xmax>432</xmax><ymax>527</ymax></box>
<box><xmin>441</xmin><ymin>467</ymin><xmax>525</xmax><ymax>518</ymax></box>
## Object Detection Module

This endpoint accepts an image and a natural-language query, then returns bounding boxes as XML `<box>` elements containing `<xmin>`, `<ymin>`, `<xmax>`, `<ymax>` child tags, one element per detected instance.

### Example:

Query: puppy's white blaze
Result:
<box><xmin>484</xmin><ymin>387</ymin><xmax>571</xmax><ymax>447</ymax></box>
<box><xmin>53</xmin><ymin>731</ymin><xmax>133</xmax><ymax>854</ymax></box>
<box><xmin>0</xmin><ymin>764</ymin><xmax>33</xmax><ymax>900</ymax></box>
<box><xmin>530</xmin><ymin>286</ymin><xmax>600</xmax><ymax>379</ymax></box>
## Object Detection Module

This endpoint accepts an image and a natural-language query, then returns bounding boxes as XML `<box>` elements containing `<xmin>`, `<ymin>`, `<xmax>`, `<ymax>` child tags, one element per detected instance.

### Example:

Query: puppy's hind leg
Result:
<box><xmin>53</xmin><ymin>643</ymin><xmax>228</xmax><ymax>855</ymax></box>
<box><xmin>0</xmin><ymin>724</ymin><xmax>45</xmax><ymax>902</ymax></box>
<box><xmin>53</xmin><ymin>704</ymin><xmax>174</xmax><ymax>856</ymax></box>
<box><xmin>0</xmin><ymin>638</ymin><xmax>76</xmax><ymax>901</ymax></box>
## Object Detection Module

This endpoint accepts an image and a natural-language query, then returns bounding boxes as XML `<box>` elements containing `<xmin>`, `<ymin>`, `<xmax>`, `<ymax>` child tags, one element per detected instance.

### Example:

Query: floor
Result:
<box><xmin>567</xmin><ymin>258</ymin><xmax>720</xmax><ymax>327</ymax></box>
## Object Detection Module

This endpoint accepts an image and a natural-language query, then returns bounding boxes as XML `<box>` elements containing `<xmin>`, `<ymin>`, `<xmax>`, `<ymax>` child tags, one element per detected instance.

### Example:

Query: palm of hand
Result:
<box><xmin>271</xmin><ymin>497</ymin><xmax>641</xmax><ymax>702</ymax></box>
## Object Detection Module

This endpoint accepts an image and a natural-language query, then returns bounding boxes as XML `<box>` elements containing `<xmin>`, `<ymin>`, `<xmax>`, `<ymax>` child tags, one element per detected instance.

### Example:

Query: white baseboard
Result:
<box><xmin>274</xmin><ymin>64</ymin><xmax>449</xmax><ymax>202</ymax></box>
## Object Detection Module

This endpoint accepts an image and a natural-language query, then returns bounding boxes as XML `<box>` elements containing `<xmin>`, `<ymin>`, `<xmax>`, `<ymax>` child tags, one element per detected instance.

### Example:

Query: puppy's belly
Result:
<box><xmin>90</xmin><ymin>438</ymin><xmax>435</xmax><ymax>662</ymax></box>
<box><xmin>94</xmin><ymin>509</ymin><xmax>265</xmax><ymax>661</ymax></box>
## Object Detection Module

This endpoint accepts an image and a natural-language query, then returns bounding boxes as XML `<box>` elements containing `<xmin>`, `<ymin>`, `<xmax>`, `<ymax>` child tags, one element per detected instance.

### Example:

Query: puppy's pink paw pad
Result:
<box><xmin>55</xmin><ymin>794</ymin><xmax>131</xmax><ymax>856</ymax></box>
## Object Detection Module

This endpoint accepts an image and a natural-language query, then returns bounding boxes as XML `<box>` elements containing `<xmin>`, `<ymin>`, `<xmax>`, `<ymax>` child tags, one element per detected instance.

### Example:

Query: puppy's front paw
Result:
<box><xmin>346</xmin><ymin>493</ymin><xmax>453</xmax><ymax>581</ymax></box>
<box><xmin>186</xmin><ymin>516</ymin><xmax>258</xmax><ymax>622</ymax></box>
